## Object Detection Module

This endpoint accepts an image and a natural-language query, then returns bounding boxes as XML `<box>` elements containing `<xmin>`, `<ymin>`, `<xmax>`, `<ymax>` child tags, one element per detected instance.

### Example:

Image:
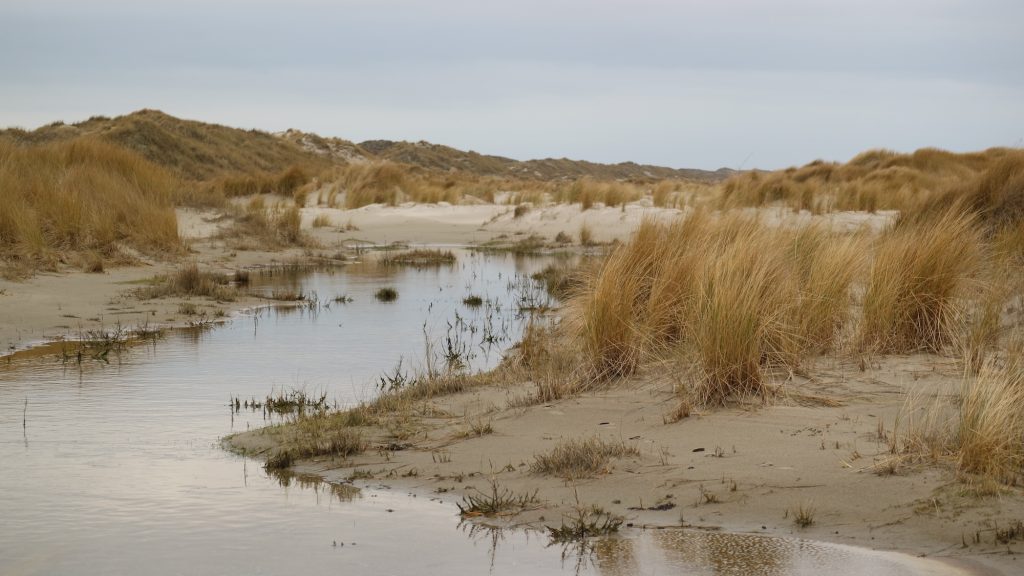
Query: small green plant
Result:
<box><xmin>462</xmin><ymin>295</ymin><xmax>484</xmax><ymax>307</ymax></box>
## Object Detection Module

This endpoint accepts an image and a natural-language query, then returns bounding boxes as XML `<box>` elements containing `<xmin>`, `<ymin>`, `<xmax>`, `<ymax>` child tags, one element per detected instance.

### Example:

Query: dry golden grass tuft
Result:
<box><xmin>222</xmin><ymin>198</ymin><xmax>307</xmax><ymax>248</ymax></box>
<box><xmin>857</xmin><ymin>210</ymin><xmax>982</xmax><ymax>354</ymax></box>
<box><xmin>0</xmin><ymin>137</ymin><xmax>181</xmax><ymax>271</ymax></box>
<box><xmin>886</xmin><ymin>352</ymin><xmax>1024</xmax><ymax>489</ymax></box>
<box><xmin>530</xmin><ymin>436</ymin><xmax>639</xmax><ymax>479</ymax></box>
<box><xmin>557</xmin><ymin>177</ymin><xmax>643</xmax><ymax>210</ymax></box>
<box><xmin>956</xmin><ymin>356</ymin><xmax>1024</xmax><ymax>484</ymax></box>
<box><xmin>208</xmin><ymin>165</ymin><xmax>311</xmax><ymax>200</ymax></box>
<box><xmin>570</xmin><ymin>212</ymin><xmax>863</xmax><ymax>404</ymax></box>
<box><xmin>138</xmin><ymin>262</ymin><xmax>237</xmax><ymax>301</ymax></box>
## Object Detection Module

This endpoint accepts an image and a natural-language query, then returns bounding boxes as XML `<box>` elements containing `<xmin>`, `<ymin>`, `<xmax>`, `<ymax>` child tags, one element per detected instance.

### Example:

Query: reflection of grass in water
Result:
<box><xmin>267</xmin><ymin>468</ymin><xmax>362</xmax><ymax>502</ymax></box>
<box><xmin>232</xmin><ymin>388</ymin><xmax>329</xmax><ymax>417</ymax></box>
<box><xmin>547</xmin><ymin>504</ymin><xmax>623</xmax><ymax>543</ymax></box>
<box><xmin>457</xmin><ymin>480</ymin><xmax>539</xmax><ymax>517</ymax></box>
<box><xmin>380</xmin><ymin>248</ymin><xmax>457</xmax><ymax>267</ymax></box>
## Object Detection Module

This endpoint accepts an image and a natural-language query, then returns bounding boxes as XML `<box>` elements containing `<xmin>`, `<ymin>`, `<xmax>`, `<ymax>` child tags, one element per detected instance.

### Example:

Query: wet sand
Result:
<box><xmin>229</xmin><ymin>351</ymin><xmax>1023</xmax><ymax>575</ymax></box>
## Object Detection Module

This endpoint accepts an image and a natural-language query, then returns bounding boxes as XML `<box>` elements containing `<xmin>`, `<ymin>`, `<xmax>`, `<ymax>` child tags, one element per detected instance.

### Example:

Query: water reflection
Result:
<box><xmin>267</xmin><ymin>468</ymin><xmax>362</xmax><ymax>503</ymax></box>
<box><xmin>0</xmin><ymin>250</ymin><xmax>575</xmax><ymax>576</ymax></box>
<box><xmin>590</xmin><ymin>537</ymin><xmax>639</xmax><ymax>576</ymax></box>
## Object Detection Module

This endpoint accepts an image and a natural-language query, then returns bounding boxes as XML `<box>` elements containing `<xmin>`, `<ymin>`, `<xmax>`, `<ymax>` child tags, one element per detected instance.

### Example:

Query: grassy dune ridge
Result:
<box><xmin>720</xmin><ymin>146</ymin><xmax>1024</xmax><ymax>217</ymax></box>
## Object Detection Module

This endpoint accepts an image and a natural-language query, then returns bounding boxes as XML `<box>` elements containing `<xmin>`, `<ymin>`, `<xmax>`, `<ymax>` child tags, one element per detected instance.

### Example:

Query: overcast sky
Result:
<box><xmin>1</xmin><ymin>0</ymin><xmax>1021</xmax><ymax>170</ymax></box>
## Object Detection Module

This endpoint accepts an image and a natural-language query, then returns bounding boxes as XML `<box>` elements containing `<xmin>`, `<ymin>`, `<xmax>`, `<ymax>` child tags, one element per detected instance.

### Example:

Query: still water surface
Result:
<box><xmin>0</xmin><ymin>251</ymin><xmax>966</xmax><ymax>575</ymax></box>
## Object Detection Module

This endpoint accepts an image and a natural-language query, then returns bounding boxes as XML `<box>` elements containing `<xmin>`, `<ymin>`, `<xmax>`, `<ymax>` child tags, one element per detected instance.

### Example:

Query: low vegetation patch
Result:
<box><xmin>138</xmin><ymin>262</ymin><xmax>236</xmax><ymax>301</ymax></box>
<box><xmin>790</xmin><ymin>501</ymin><xmax>816</xmax><ymax>528</ymax></box>
<box><xmin>380</xmin><ymin>248</ymin><xmax>456</xmax><ymax>267</ymax></box>
<box><xmin>530</xmin><ymin>436</ymin><xmax>639</xmax><ymax>479</ymax></box>
<box><xmin>0</xmin><ymin>138</ymin><xmax>181</xmax><ymax>274</ymax></box>
<box><xmin>263</xmin><ymin>419</ymin><xmax>367</xmax><ymax>472</ymax></box>
<box><xmin>531</xmin><ymin>263</ymin><xmax>583</xmax><ymax>301</ymax></box>
<box><xmin>374</xmin><ymin>287</ymin><xmax>399</xmax><ymax>302</ymax></box>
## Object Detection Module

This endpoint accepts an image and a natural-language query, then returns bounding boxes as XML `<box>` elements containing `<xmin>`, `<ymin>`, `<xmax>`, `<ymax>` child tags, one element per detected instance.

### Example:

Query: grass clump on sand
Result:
<box><xmin>0</xmin><ymin>138</ymin><xmax>181</xmax><ymax>273</ymax></box>
<box><xmin>374</xmin><ymin>287</ymin><xmax>399</xmax><ymax>302</ymax></box>
<box><xmin>264</xmin><ymin>422</ymin><xmax>366</xmax><ymax>472</ymax></box>
<box><xmin>956</xmin><ymin>358</ymin><xmax>1024</xmax><ymax>484</ymax></box>
<box><xmin>858</xmin><ymin>209</ymin><xmax>982</xmax><ymax>353</ymax></box>
<box><xmin>571</xmin><ymin>213</ymin><xmax>864</xmax><ymax>403</ymax></box>
<box><xmin>231</xmin><ymin>199</ymin><xmax>305</xmax><ymax>247</ymax></box>
<box><xmin>139</xmin><ymin>262</ymin><xmax>236</xmax><ymax>301</ymax></box>
<box><xmin>530</xmin><ymin>436</ymin><xmax>639</xmax><ymax>480</ymax></box>
<box><xmin>887</xmin><ymin>354</ymin><xmax>1024</xmax><ymax>490</ymax></box>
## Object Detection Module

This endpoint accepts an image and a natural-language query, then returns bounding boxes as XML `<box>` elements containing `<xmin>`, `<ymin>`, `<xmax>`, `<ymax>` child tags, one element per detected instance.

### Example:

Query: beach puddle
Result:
<box><xmin>0</xmin><ymin>250</ymin><xmax>970</xmax><ymax>575</ymax></box>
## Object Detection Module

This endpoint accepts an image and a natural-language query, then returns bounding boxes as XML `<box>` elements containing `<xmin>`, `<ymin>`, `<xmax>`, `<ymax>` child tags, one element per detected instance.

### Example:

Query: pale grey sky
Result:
<box><xmin>1</xmin><ymin>0</ymin><xmax>1021</xmax><ymax>169</ymax></box>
